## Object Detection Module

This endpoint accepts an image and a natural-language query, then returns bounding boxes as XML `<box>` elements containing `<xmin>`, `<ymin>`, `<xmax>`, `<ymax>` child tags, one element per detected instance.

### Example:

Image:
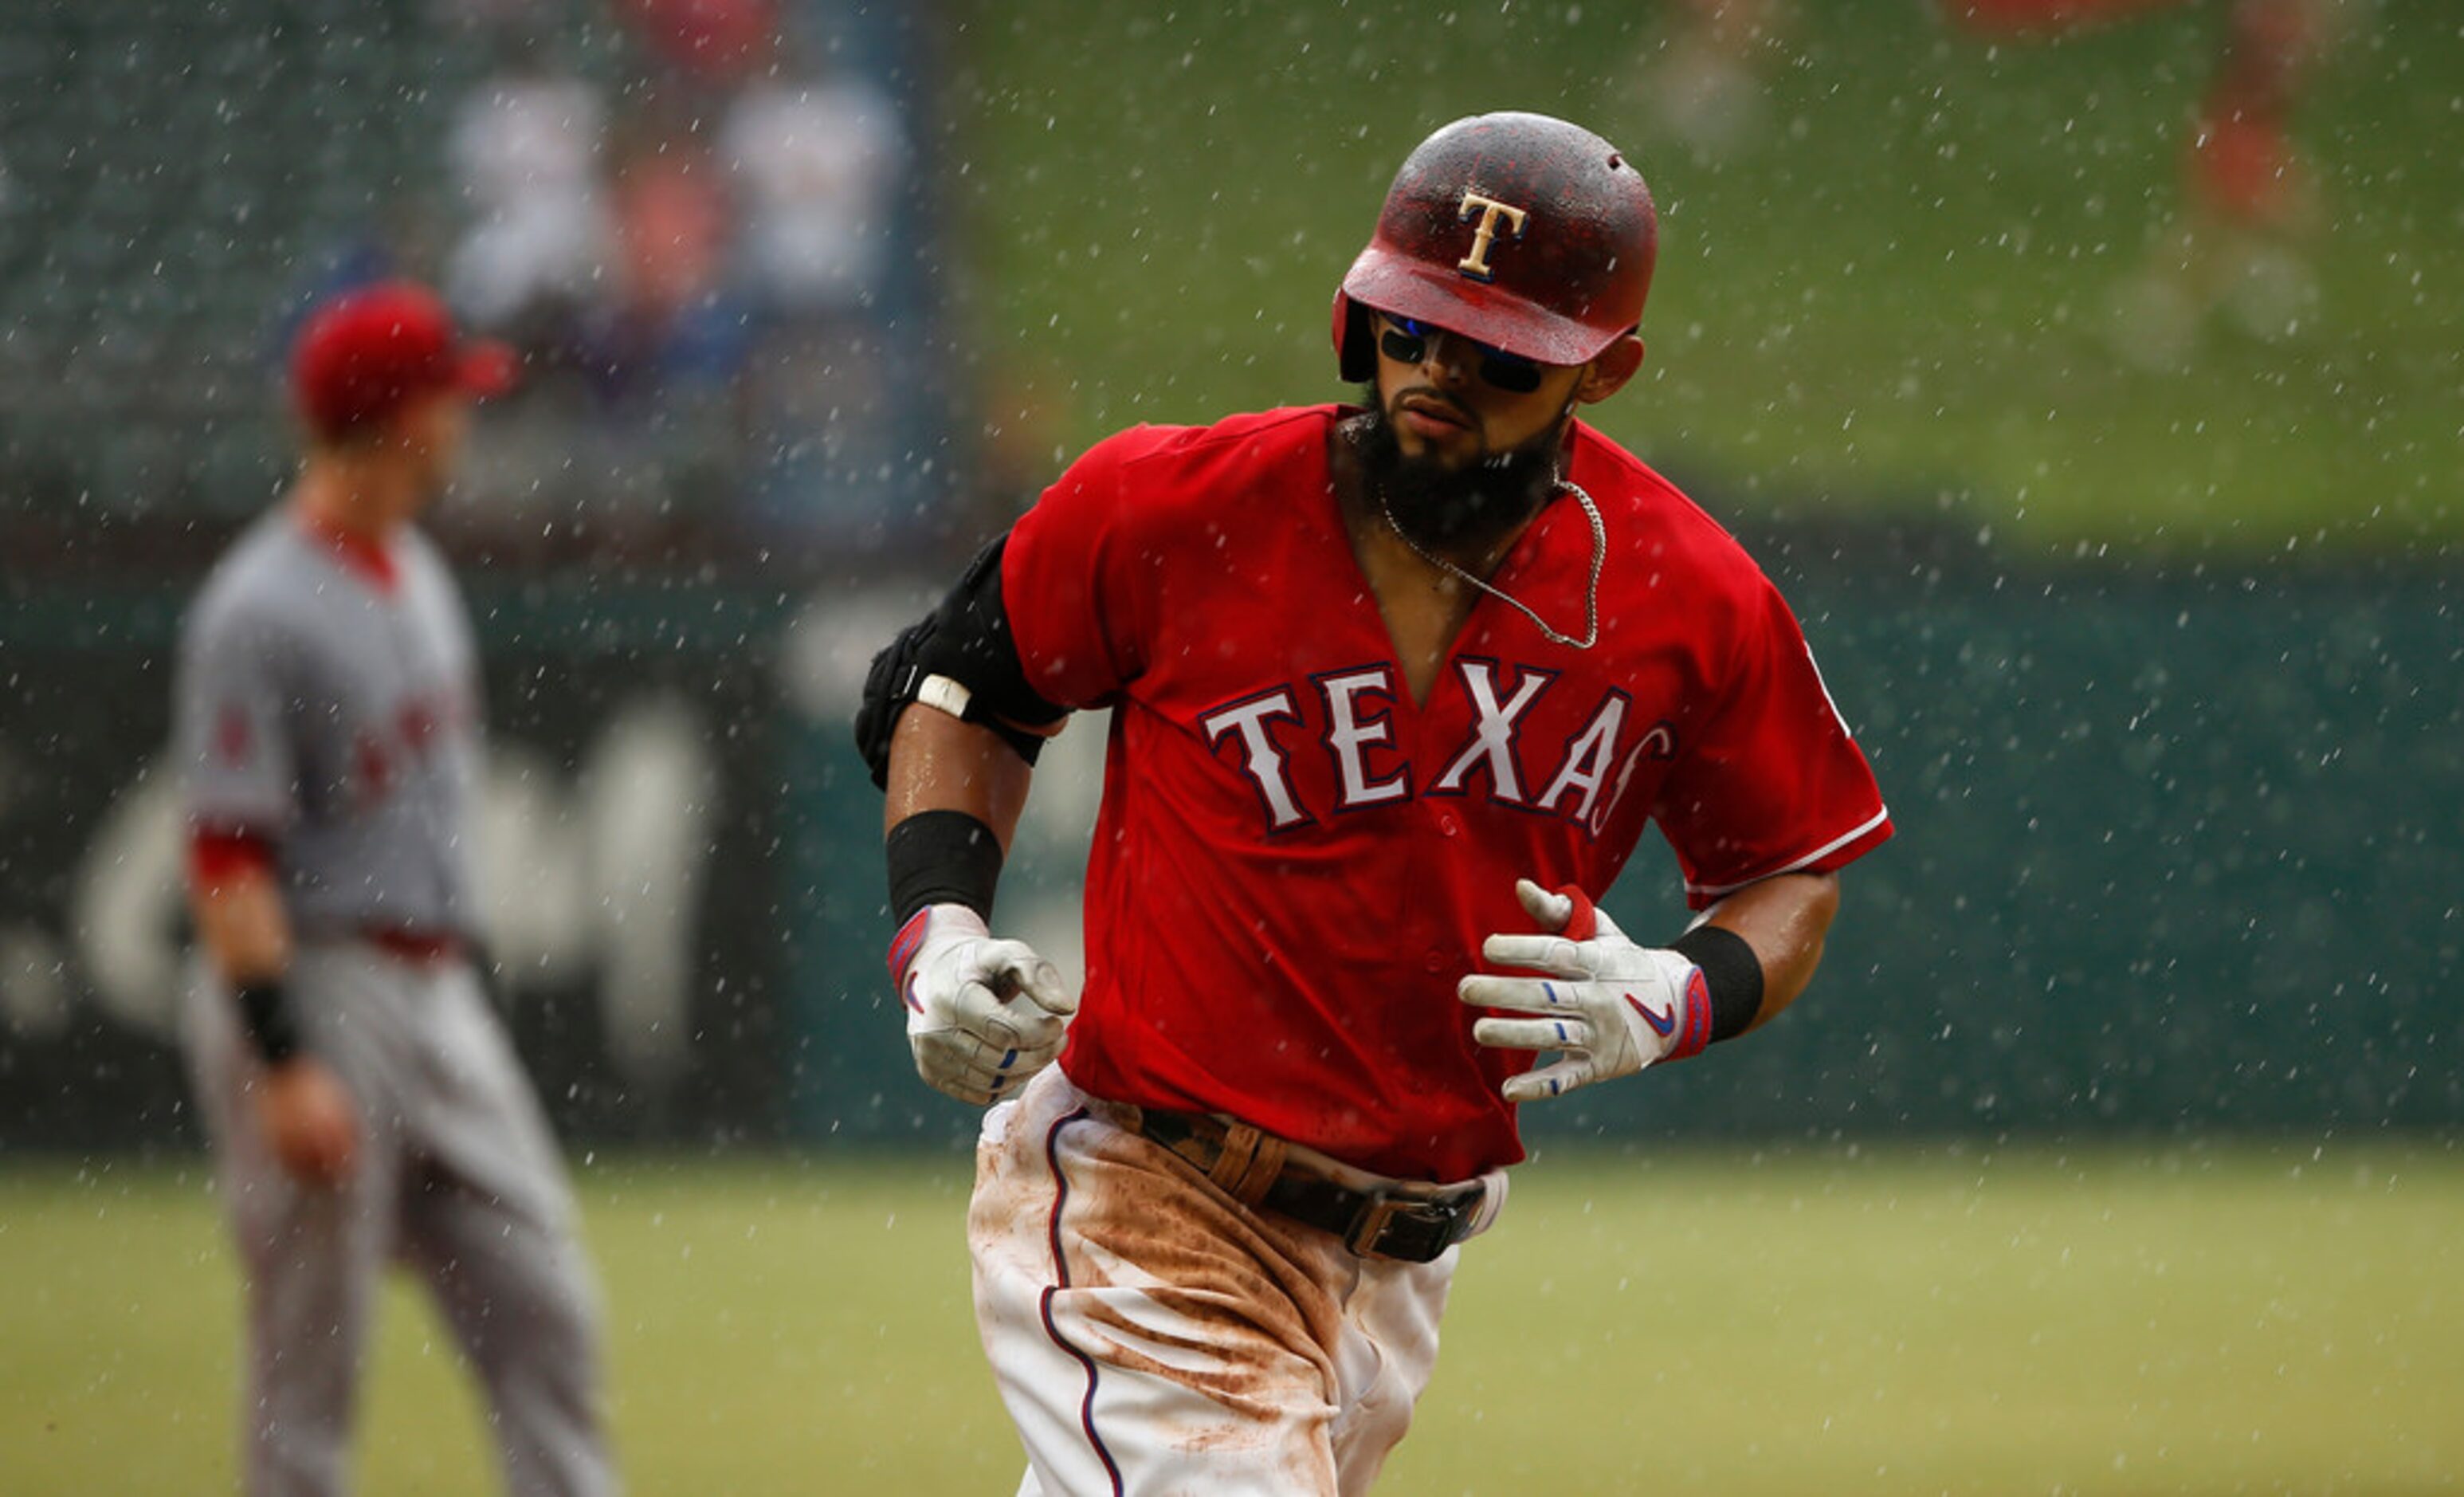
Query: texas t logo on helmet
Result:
<box><xmin>1454</xmin><ymin>191</ymin><xmax>1528</xmax><ymax>281</ymax></box>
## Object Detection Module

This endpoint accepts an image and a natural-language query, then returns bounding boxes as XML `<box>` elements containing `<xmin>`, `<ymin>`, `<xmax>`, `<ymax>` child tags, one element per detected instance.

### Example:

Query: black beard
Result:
<box><xmin>1353</xmin><ymin>390</ymin><xmax>1564</xmax><ymax>558</ymax></box>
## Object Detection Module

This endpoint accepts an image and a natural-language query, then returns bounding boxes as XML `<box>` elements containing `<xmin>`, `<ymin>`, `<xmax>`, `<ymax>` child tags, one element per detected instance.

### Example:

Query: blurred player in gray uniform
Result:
<box><xmin>174</xmin><ymin>281</ymin><xmax>617</xmax><ymax>1496</ymax></box>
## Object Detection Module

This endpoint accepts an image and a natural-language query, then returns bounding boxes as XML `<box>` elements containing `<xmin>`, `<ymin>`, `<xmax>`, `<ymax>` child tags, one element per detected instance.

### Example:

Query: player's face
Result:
<box><xmin>1371</xmin><ymin>312</ymin><xmax>1587</xmax><ymax>468</ymax></box>
<box><xmin>398</xmin><ymin>392</ymin><xmax>472</xmax><ymax>508</ymax></box>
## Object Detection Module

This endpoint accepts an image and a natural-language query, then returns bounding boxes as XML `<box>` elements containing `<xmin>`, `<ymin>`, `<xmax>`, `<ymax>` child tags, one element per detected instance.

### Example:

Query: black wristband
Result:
<box><xmin>235</xmin><ymin>980</ymin><xmax>304</xmax><ymax>1065</ymax></box>
<box><xmin>1669</xmin><ymin>925</ymin><xmax>1764</xmax><ymax>1044</ymax></box>
<box><xmin>886</xmin><ymin>810</ymin><xmax>1004</xmax><ymax>925</ymax></box>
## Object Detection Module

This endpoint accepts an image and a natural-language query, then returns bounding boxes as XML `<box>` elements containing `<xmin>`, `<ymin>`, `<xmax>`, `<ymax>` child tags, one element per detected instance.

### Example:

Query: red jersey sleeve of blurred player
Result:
<box><xmin>1650</xmin><ymin>576</ymin><xmax>1892</xmax><ymax>908</ymax></box>
<box><xmin>188</xmin><ymin>827</ymin><xmax>277</xmax><ymax>892</ymax></box>
<box><xmin>1000</xmin><ymin>428</ymin><xmax>1166</xmax><ymax>709</ymax></box>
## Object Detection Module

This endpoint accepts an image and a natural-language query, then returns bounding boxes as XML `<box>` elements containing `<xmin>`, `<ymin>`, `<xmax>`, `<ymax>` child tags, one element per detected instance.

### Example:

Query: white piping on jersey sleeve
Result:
<box><xmin>1684</xmin><ymin>804</ymin><xmax>1893</xmax><ymax>902</ymax></box>
<box><xmin>1803</xmin><ymin>638</ymin><xmax>1859</xmax><ymax>738</ymax></box>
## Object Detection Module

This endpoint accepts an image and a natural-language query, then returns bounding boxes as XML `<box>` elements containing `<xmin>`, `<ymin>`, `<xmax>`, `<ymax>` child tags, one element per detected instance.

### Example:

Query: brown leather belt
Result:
<box><xmin>1131</xmin><ymin>1109</ymin><xmax>1485</xmax><ymax>1265</ymax></box>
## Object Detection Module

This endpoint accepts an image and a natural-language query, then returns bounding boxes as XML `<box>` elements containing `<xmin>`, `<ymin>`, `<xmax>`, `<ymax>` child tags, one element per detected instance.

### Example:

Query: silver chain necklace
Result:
<box><xmin>1375</xmin><ymin>476</ymin><xmax>1607</xmax><ymax>651</ymax></box>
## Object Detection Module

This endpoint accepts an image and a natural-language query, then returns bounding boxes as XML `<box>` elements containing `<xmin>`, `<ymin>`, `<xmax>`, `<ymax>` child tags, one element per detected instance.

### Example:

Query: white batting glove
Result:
<box><xmin>1458</xmin><ymin>879</ymin><xmax>1712</xmax><ymax>1103</ymax></box>
<box><xmin>889</xmin><ymin>904</ymin><xmax>1077</xmax><ymax>1106</ymax></box>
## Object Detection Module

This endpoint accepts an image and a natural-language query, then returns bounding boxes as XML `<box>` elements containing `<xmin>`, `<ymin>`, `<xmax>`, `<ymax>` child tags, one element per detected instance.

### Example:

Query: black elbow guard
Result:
<box><xmin>854</xmin><ymin>535</ymin><xmax>1069</xmax><ymax>790</ymax></box>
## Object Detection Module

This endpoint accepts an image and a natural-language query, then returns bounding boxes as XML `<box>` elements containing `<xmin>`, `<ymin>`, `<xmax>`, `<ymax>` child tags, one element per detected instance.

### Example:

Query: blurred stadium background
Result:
<box><xmin>2</xmin><ymin>0</ymin><xmax>2458</xmax><ymax>1491</ymax></box>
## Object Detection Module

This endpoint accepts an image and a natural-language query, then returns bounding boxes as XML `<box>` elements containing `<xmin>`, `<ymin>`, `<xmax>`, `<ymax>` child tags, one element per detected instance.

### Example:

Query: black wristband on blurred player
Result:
<box><xmin>886</xmin><ymin>810</ymin><xmax>1004</xmax><ymax>925</ymax></box>
<box><xmin>1669</xmin><ymin>925</ymin><xmax>1764</xmax><ymax>1044</ymax></box>
<box><xmin>235</xmin><ymin>980</ymin><xmax>304</xmax><ymax>1065</ymax></box>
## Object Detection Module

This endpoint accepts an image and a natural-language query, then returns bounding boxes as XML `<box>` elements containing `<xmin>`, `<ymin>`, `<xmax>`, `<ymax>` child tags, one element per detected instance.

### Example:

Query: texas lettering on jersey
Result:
<box><xmin>1199</xmin><ymin>659</ymin><xmax>1676</xmax><ymax>837</ymax></box>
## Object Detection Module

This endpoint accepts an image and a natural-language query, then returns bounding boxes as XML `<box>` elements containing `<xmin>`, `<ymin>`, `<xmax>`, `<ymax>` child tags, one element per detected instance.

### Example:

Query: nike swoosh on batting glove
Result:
<box><xmin>1457</xmin><ymin>878</ymin><xmax>1711</xmax><ymax>1103</ymax></box>
<box><xmin>890</xmin><ymin>904</ymin><xmax>1077</xmax><ymax>1106</ymax></box>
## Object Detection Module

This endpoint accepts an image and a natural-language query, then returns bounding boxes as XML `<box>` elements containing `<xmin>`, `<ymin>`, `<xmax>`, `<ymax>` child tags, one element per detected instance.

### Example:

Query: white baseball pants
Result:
<box><xmin>971</xmin><ymin>1067</ymin><xmax>1499</xmax><ymax>1496</ymax></box>
<box><xmin>182</xmin><ymin>942</ymin><xmax>615</xmax><ymax>1496</ymax></box>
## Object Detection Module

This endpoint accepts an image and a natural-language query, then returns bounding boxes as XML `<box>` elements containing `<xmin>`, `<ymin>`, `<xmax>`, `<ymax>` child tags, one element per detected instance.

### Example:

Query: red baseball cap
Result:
<box><xmin>289</xmin><ymin>281</ymin><xmax>516</xmax><ymax>441</ymax></box>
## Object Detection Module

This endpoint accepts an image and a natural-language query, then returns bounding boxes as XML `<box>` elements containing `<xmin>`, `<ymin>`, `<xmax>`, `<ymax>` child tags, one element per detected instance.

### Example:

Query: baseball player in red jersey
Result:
<box><xmin>857</xmin><ymin>112</ymin><xmax>1891</xmax><ymax>1493</ymax></box>
<box><xmin>175</xmin><ymin>283</ymin><xmax>617</xmax><ymax>1495</ymax></box>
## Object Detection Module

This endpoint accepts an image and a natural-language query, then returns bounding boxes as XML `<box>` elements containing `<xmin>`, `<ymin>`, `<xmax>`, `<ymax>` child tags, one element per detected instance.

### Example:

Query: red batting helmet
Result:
<box><xmin>1333</xmin><ymin>112</ymin><xmax>1658</xmax><ymax>382</ymax></box>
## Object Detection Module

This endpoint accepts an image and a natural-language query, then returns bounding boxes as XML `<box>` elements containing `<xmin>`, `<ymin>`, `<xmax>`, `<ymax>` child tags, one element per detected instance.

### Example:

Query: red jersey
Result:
<box><xmin>1002</xmin><ymin>405</ymin><xmax>1891</xmax><ymax>1181</ymax></box>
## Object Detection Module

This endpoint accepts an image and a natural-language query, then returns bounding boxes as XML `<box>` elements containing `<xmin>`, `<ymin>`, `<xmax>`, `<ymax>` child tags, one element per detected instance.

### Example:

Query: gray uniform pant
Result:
<box><xmin>182</xmin><ymin>942</ymin><xmax>617</xmax><ymax>1496</ymax></box>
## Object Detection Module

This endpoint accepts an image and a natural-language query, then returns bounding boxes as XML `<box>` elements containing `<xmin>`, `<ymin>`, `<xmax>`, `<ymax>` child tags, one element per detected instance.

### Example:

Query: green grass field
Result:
<box><xmin>4</xmin><ymin>1144</ymin><xmax>2458</xmax><ymax>1494</ymax></box>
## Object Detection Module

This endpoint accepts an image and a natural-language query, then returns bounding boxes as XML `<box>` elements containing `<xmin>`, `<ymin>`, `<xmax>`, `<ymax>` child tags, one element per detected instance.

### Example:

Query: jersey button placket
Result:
<box><xmin>1423</xmin><ymin>802</ymin><xmax>1463</xmax><ymax>973</ymax></box>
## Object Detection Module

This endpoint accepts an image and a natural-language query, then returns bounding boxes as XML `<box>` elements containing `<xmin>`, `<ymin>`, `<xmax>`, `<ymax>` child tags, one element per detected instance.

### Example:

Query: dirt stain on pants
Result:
<box><xmin>970</xmin><ymin>1068</ymin><xmax>1461</xmax><ymax>1497</ymax></box>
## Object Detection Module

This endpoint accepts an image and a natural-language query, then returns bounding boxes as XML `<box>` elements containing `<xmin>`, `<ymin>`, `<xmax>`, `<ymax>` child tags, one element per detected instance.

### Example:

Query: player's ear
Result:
<box><xmin>1574</xmin><ymin>333</ymin><xmax>1645</xmax><ymax>405</ymax></box>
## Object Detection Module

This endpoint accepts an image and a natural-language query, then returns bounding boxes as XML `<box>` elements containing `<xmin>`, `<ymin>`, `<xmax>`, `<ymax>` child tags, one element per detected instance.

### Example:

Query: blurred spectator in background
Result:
<box><xmin>435</xmin><ymin>17</ymin><xmax>627</xmax><ymax>533</ymax></box>
<box><xmin>720</xmin><ymin>40</ymin><xmax>904</xmax><ymax>323</ymax></box>
<box><xmin>2183</xmin><ymin>0</ymin><xmax>2324</xmax><ymax>234</ymax></box>
<box><xmin>434</xmin><ymin>0</ymin><xmax>916</xmax><ymax>551</ymax></box>
<box><xmin>619</xmin><ymin>0</ymin><xmax>912</xmax><ymax>542</ymax></box>
<box><xmin>544</xmin><ymin>102</ymin><xmax>758</xmax><ymax>530</ymax></box>
<box><xmin>1957</xmin><ymin>0</ymin><xmax>2333</xmax><ymax>237</ymax></box>
<box><xmin>590</xmin><ymin>104</ymin><xmax>750</xmax><ymax>415</ymax></box>
<box><xmin>444</xmin><ymin>22</ymin><xmax>614</xmax><ymax>367</ymax></box>
<box><xmin>718</xmin><ymin>33</ymin><xmax>908</xmax><ymax>544</ymax></box>
<box><xmin>1948</xmin><ymin>0</ymin><xmax>2344</xmax><ymax>363</ymax></box>
<box><xmin>1639</xmin><ymin>0</ymin><xmax>1789</xmax><ymax>156</ymax></box>
<box><xmin>2132</xmin><ymin>0</ymin><xmax>2340</xmax><ymax>360</ymax></box>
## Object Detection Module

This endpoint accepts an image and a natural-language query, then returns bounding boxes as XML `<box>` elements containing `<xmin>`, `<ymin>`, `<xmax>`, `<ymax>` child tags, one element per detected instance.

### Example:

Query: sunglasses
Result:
<box><xmin>1375</xmin><ymin>314</ymin><xmax>1547</xmax><ymax>395</ymax></box>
